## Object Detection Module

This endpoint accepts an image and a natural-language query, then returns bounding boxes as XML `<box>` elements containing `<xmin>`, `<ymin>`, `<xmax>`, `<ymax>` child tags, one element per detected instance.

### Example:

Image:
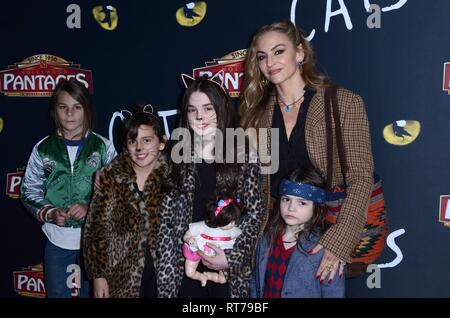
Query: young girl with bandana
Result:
<box><xmin>250</xmin><ymin>165</ymin><xmax>345</xmax><ymax>298</ymax></box>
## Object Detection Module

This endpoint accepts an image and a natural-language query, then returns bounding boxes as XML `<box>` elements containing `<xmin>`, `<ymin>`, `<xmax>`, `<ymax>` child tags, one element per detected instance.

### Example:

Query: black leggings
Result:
<box><xmin>178</xmin><ymin>262</ymin><xmax>230</xmax><ymax>298</ymax></box>
<box><xmin>139</xmin><ymin>247</ymin><xmax>157</xmax><ymax>298</ymax></box>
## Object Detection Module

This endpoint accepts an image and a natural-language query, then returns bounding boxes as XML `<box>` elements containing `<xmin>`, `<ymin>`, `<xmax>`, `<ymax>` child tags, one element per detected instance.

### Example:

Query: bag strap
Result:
<box><xmin>325</xmin><ymin>88</ymin><xmax>334</xmax><ymax>190</ymax></box>
<box><xmin>325</xmin><ymin>85</ymin><xmax>349</xmax><ymax>189</ymax></box>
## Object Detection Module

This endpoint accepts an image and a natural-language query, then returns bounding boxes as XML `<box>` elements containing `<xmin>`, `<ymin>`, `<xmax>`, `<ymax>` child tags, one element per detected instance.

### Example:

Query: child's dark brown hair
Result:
<box><xmin>266</xmin><ymin>164</ymin><xmax>327</xmax><ymax>248</ymax></box>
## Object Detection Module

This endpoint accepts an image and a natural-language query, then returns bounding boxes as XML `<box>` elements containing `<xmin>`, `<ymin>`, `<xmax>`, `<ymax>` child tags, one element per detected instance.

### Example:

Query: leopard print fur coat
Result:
<box><xmin>83</xmin><ymin>153</ymin><xmax>169</xmax><ymax>297</ymax></box>
<box><xmin>156</xmin><ymin>161</ymin><xmax>266</xmax><ymax>298</ymax></box>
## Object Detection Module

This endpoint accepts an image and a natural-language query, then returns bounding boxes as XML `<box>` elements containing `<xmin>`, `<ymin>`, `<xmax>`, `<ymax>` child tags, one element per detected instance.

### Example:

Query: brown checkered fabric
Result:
<box><xmin>259</xmin><ymin>87</ymin><xmax>374</xmax><ymax>263</ymax></box>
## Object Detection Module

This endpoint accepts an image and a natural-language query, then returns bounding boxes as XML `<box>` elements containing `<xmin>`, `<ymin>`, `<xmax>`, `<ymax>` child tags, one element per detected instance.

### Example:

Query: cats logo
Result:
<box><xmin>0</xmin><ymin>54</ymin><xmax>93</xmax><ymax>97</ymax></box>
<box><xmin>176</xmin><ymin>2</ymin><xmax>207</xmax><ymax>27</ymax></box>
<box><xmin>92</xmin><ymin>5</ymin><xmax>118</xmax><ymax>31</ymax></box>
<box><xmin>443</xmin><ymin>62</ymin><xmax>450</xmax><ymax>94</ymax></box>
<box><xmin>6</xmin><ymin>168</ymin><xmax>24</xmax><ymax>199</ymax></box>
<box><xmin>13</xmin><ymin>263</ymin><xmax>46</xmax><ymax>298</ymax></box>
<box><xmin>383</xmin><ymin>120</ymin><xmax>421</xmax><ymax>146</ymax></box>
<box><xmin>439</xmin><ymin>195</ymin><xmax>450</xmax><ymax>227</ymax></box>
<box><xmin>192</xmin><ymin>50</ymin><xmax>246</xmax><ymax>97</ymax></box>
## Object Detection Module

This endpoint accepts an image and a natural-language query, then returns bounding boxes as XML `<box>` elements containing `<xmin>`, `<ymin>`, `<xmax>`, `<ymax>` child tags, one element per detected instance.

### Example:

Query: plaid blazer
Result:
<box><xmin>259</xmin><ymin>87</ymin><xmax>374</xmax><ymax>263</ymax></box>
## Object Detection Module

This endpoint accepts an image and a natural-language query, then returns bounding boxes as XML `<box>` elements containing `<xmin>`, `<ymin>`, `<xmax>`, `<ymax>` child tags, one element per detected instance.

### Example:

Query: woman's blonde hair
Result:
<box><xmin>239</xmin><ymin>20</ymin><xmax>329</xmax><ymax>130</ymax></box>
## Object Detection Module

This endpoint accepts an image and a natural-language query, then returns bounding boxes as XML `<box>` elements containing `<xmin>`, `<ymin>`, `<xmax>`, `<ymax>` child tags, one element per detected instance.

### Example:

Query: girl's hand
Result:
<box><xmin>49</xmin><ymin>209</ymin><xmax>69</xmax><ymax>226</ymax></box>
<box><xmin>67</xmin><ymin>204</ymin><xmax>88</xmax><ymax>220</ymax></box>
<box><xmin>93</xmin><ymin>278</ymin><xmax>109</xmax><ymax>298</ymax></box>
<box><xmin>309</xmin><ymin>244</ymin><xmax>345</xmax><ymax>284</ymax></box>
<box><xmin>198</xmin><ymin>243</ymin><xmax>229</xmax><ymax>271</ymax></box>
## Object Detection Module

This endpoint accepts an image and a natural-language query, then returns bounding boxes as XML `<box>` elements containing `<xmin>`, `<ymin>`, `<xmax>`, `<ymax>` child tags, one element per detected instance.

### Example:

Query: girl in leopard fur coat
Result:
<box><xmin>83</xmin><ymin>105</ymin><xmax>170</xmax><ymax>297</ymax></box>
<box><xmin>156</xmin><ymin>75</ymin><xmax>266</xmax><ymax>298</ymax></box>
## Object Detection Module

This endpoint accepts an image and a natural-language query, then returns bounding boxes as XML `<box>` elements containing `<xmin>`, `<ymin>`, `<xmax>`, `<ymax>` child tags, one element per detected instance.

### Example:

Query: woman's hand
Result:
<box><xmin>198</xmin><ymin>243</ymin><xmax>229</xmax><ymax>271</ymax></box>
<box><xmin>93</xmin><ymin>278</ymin><xmax>109</xmax><ymax>298</ymax></box>
<box><xmin>309</xmin><ymin>244</ymin><xmax>345</xmax><ymax>284</ymax></box>
<box><xmin>67</xmin><ymin>204</ymin><xmax>88</xmax><ymax>220</ymax></box>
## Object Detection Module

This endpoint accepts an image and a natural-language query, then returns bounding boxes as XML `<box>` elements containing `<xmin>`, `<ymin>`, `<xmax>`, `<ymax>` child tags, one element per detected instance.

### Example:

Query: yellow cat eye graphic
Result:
<box><xmin>176</xmin><ymin>2</ymin><xmax>207</xmax><ymax>27</ymax></box>
<box><xmin>0</xmin><ymin>117</ymin><xmax>3</xmax><ymax>133</ymax></box>
<box><xmin>383</xmin><ymin>120</ymin><xmax>421</xmax><ymax>146</ymax></box>
<box><xmin>92</xmin><ymin>5</ymin><xmax>118</xmax><ymax>30</ymax></box>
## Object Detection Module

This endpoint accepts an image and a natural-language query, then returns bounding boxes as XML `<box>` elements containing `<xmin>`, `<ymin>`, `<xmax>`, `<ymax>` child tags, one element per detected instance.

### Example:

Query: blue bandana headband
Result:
<box><xmin>279</xmin><ymin>179</ymin><xmax>326</xmax><ymax>204</ymax></box>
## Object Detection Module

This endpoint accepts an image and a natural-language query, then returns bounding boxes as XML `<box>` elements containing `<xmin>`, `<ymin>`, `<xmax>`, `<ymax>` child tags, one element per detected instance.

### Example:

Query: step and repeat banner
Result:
<box><xmin>1</xmin><ymin>0</ymin><xmax>449</xmax><ymax>298</ymax></box>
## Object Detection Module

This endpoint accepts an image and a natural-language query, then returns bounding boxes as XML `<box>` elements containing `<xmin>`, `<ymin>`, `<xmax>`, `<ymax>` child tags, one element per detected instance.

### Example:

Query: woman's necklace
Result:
<box><xmin>282</xmin><ymin>239</ymin><xmax>297</xmax><ymax>244</ymax></box>
<box><xmin>278</xmin><ymin>90</ymin><xmax>305</xmax><ymax>113</ymax></box>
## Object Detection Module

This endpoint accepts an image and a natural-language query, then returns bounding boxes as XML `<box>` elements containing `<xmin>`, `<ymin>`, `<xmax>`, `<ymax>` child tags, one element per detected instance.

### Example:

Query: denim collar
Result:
<box><xmin>294</xmin><ymin>231</ymin><xmax>321</xmax><ymax>254</ymax></box>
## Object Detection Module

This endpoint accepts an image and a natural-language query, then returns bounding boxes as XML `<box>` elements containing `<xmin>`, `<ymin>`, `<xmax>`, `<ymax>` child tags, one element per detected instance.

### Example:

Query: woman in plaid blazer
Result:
<box><xmin>239</xmin><ymin>20</ymin><xmax>374</xmax><ymax>285</ymax></box>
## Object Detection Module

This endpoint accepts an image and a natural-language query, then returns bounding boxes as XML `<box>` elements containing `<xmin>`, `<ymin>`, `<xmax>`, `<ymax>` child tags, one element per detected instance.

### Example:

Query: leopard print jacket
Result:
<box><xmin>156</xmin><ymin>161</ymin><xmax>266</xmax><ymax>298</ymax></box>
<box><xmin>83</xmin><ymin>153</ymin><xmax>169</xmax><ymax>297</ymax></box>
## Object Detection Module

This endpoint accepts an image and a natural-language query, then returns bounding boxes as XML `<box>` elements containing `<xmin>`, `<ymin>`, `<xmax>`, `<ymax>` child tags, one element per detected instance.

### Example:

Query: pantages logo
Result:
<box><xmin>0</xmin><ymin>54</ymin><xmax>93</xmax><ymax>97</ymax></box>
<box><xmin>439</xmin><ymin>195</ymin><xmax>450</xmax><ymax>227</ymax></box>
<box><xmin>6</xmin><ymin>168</ymin><xmax>24</xmax><ymax>199</ymax></box>
<box><xmin>192</xmin><ymin>49</ymin><xmax>246</xmax><ymax>97</ymax></box>
<box><xmin>443</xmin><ymin>62</ymin><xmax>450</xmax><ymax>94</ymax></box>
<box><xmin>13</xmin><ymin>263</ymin><xmax>46</xmax><ymax>298</ymax></box>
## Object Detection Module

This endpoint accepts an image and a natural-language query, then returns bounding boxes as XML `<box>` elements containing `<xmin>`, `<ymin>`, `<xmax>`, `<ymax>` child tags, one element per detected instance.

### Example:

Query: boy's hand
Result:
<box><xmin>48</xmin><ymin>209</ymin><xmax>69</xmax><ymax>226</ymax></box>
<box><xmin>67</xmin><ymin>204</ymin><xmax>88</xmax><ymax>220</ymax></box>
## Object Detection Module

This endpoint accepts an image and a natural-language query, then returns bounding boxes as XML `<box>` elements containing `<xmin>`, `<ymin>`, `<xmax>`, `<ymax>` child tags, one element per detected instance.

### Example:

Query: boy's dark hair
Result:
<box><xmin>266</xmin><ymin>164</ymin><xmax>327</xmax><ymax>248</ymax></box>
<box><xmin>120</xmin><ymin>104</ymin><xmax>166</xmax><ymax>151</ymax></box>
<box><xmin>48</xmin><ymin>79</ymin><xmax>93</xmax><ymax>138</ymax></box>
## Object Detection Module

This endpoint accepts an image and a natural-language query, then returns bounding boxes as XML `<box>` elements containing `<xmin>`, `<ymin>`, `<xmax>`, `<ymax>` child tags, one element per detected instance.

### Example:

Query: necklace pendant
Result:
<box><xmin>285</xmin><ymin>104</ymin><xmax>292</xmax><ymax>112</ymax></box>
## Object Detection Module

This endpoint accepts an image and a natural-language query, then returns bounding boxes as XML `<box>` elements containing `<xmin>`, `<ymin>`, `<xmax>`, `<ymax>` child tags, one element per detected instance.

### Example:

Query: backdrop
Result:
<box><xmin>1</xmin><ymin>0</ymin><xmax>449</xmax><ymax>298</ymax></box>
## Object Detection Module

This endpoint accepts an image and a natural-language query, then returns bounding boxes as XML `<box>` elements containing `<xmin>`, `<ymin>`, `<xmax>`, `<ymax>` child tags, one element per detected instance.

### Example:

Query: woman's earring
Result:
<box><xmin>298</xmin><ymin>60</ymin><xmax>304</xmax><ymax>67</ymax></box>
<box><xmin>260</xmin><ymin>77</ymin><xmax>269</xmax><ymax>86</ymax></box>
